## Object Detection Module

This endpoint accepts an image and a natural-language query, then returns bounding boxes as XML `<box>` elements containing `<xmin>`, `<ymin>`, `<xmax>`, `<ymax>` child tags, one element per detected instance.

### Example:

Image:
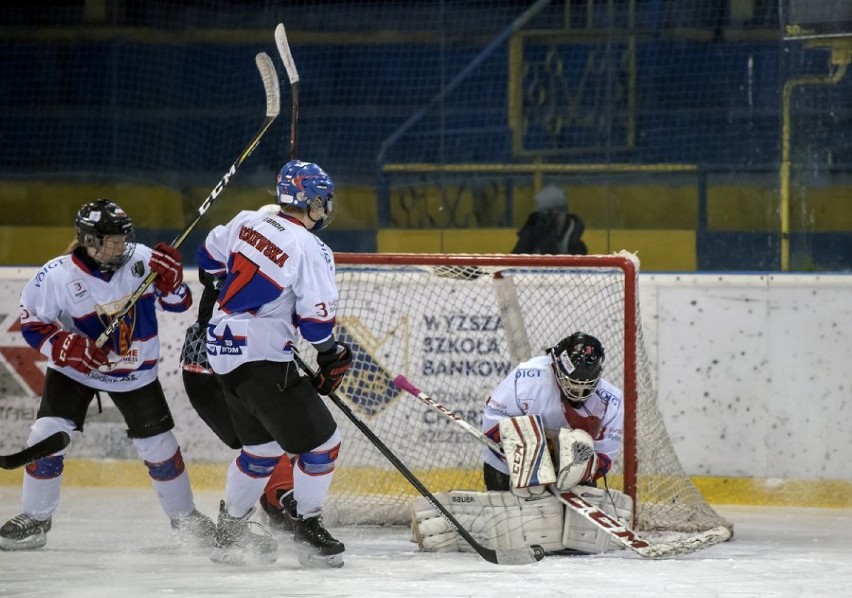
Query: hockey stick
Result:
<box><xmin>291</xmin><ymin>352</ymin><xmax>544</xmax><ymax>566</ymax></box>
<box><xmin>95</xmin><ymin>52</ymin><xmax>281</xmax><ymax>349</ymax></box>
<box><xmin>274</xmin><ymin>23</ymin><xmax>300</xmax><ymax>160</ymax></box>
<box><xmin>393</xmin><ymin>375</ymin><xmax>733</xmax><ymax>560</ymax></box>
<box><xmin>0</xmin><ymin>432</ymin><xmax>71</xmax><ymax>470</ymax></box>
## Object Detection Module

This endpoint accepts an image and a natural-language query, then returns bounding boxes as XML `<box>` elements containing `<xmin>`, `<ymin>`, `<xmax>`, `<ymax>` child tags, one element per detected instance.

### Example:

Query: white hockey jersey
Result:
<box><xmin>198</xmin><ymin>209</ymin><xmax>338</xmax><ymax>375</ymax></box>
<box><xmin>481</xmin><ymin>354</ymin><xmax>624</xmax><ymax>481</ymax></box>
<box><xmin>20</xmin><ymin>245</ymin><xmax>192</xmax><ymax>392</ymax></box>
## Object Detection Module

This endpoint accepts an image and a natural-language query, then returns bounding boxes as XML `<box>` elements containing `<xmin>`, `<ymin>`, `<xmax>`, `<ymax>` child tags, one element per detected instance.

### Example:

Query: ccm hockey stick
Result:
<box><xmin>0</xmin><ymin>432</ymin><xmax>71</xmax><ymax>470</ymax></box>
<box><xmin>393</xmin><ymin>375</ymin><xmax>733</xmax><ymax>560</ymax></box>
<box><xmin>274</xmin><ymin>22</ymin><xmax>300</xmax><ymax>160</ymax></box>
<box><xmin>291</xmin><ymin>352</ymin><xmax>544</xmax><ymax>566</ymax></box>
<box><xmin>96</xmin><ymin>52</ymin><xmax>281</xmax><ymax>349</ymax></box>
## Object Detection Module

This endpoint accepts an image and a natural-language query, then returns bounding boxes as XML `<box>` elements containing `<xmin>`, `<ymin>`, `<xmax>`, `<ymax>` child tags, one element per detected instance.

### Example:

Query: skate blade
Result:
<box><xmin>296</xmin><ymin>547</ymin><xmax>344</xmax><ymax>569</ymax></box>
<box><xmin>0</xmin><ymin>535</ymin><xmax>47</xmax><ymax>552</ymax></box>
<box><xmin>210</xmin><ymin>546</ymin><xmax>279</xmax><ymax>566</ymax></box>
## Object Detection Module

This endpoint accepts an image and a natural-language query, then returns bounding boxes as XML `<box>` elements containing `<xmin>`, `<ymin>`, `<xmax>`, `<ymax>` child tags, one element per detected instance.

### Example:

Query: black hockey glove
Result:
<box><xmin>312</xmin><ymin>342</ymin><xmax>353</xmax><ymax>395</ymax></box>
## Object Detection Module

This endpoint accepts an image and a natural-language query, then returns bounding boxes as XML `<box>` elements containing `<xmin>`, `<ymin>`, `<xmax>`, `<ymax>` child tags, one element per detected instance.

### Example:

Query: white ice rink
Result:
<box><xmin>0</xmin><ymin>487</ymin><xmax>849</xmax><ymax>598</ymax></box>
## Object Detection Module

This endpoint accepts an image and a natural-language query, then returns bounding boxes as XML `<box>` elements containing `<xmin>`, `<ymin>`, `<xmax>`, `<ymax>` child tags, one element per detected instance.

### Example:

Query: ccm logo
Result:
<box><xmin>512</xmin><ymin>444</ymin><xmax>523</xmax><ymax>474</ymax></box>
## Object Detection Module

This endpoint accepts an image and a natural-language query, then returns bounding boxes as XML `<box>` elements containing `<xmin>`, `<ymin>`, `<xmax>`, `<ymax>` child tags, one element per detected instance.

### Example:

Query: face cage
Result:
<box><xmin>82</xmin><ymin>233</ymin><xmax>135</xmax><ymax>271</ymax></box>
<box><xmin>555</xmin><ymin>370</ymin><xmax>602</xmax><ymax>406</ymax></box>
<box><xmin>305</xmin><ymin>195</ymin><xmax>335</xmax><ymax>230</ymax></box>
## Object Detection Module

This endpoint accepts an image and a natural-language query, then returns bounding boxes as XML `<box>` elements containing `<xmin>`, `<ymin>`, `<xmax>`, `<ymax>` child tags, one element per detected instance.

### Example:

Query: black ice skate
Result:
<box><xmin>291</xmin><ymin>513</ymin><xmax>345</xmax><ymax>568</ymax></box>
<box><xmin>260</xmin><ymin>489</ymin><xmax>297</xmax><ymax>533</ymax></box>
<box><xmin>0</xmin><ymin>513</ymin><xmax>52</xmax><ymax>551</ymax></box>
<box><xmin>210</xmin><ymin>500</ymin><xmax>278</xmax><ymax>566</ymax></box>
<box><xmin>170</xmin><ymin>509</ymin><xmax>216</xmax><ymax>548</ymax></box>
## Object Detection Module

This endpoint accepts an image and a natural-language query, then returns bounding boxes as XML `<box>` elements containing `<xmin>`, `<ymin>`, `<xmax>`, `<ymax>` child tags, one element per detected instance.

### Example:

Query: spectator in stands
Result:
<box><xmin>512</xmin><ymin>185</ymin><xmax>587</xmax><ymax>255</ymax></box>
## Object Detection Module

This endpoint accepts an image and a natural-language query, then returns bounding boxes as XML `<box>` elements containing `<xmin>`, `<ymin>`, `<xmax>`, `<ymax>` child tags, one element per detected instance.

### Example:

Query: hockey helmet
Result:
<box><xmin>548</xmin><ymin>332</ymin><xmax>605</xmax><ymax>406</ymax></box>
<box><xmin>275</xmin><ymin>160</ymin><xmax>335</xmax><ymax>230</ymax></box>
<box><xmin>75</xmin><ymin>198</ymin><xmax>135</xmax><ymax>270</ymax></box>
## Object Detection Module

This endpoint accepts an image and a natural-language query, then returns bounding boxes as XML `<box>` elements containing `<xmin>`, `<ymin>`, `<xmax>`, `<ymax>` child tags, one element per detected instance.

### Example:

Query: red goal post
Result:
<box><xmin>311</xmin><ymin>251</ymin><xmax>730</xmax><ymax>537</ymax></box>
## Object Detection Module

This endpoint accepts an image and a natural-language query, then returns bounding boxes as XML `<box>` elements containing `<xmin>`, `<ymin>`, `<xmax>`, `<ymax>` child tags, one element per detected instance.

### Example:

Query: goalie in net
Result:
<box><xmin>411</xmin><ymin>331</ymin><xmax>633</xmax><ymax>555</ymax></box>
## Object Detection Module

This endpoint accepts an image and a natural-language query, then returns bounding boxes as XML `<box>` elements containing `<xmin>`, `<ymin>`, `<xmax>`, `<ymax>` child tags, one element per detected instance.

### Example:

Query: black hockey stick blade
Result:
<box><xmin>274</xmin><ymin>22</ymin><xmax>300</xmax><ymax>160</ymax></box>
<box><xmin>292</xmin><ymin>352</ymin><xmax>543</xmax><ymax>566</ymax></box>
<box><xmin>0</xmin><ymin>432</ymin><xmax>71</xmax><ymax>470</ymax></box>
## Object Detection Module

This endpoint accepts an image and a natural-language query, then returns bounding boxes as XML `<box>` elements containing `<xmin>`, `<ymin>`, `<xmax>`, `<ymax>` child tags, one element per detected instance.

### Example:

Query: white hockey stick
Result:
<box><xmin>274</xmin><ymin>22</ymin><xmax>300</xmax><ymax>160</ymax></box>
<box><xmin>96</xmin><ymin>53</ymin><xmax>280</xmax><ymax>349</ymax></box>
<box><xmin>291</xmin><ymin>352</ymin><xmax>543</xmax><ymax>566</ymax></box>
<box><xmin>393</xmin><ymin>375</ymin><xmax>733</xmax><ymax>560</ymax></box>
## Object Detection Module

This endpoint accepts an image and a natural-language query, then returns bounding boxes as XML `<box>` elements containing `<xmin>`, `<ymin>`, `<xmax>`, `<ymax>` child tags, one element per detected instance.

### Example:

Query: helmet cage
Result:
<box><xmin>75</xmin><ymin>199</ymin><xmax>135</xmax><ymax>270</ymax></box>
<box><xmin>276</xmin><ymin>160</ymin><xmax>336</xmax><ymax>230</ymax></box>
<box><xmin>549</xmin><ymin>333</ymin><xmax>605</xmax><ymax>406</ymax></box>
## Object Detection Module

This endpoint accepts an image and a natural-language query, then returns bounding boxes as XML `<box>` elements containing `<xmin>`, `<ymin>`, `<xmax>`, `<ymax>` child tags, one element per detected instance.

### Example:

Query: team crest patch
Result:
<box><xmin>207</xmin><ymin>325</ymin><xmax>247</xmax><ymax>356</ymax></box>
<box><xmin>66</xmin><ymin>279</ymin><xmax>89</xmax><ymax>303</ymax></box>
<box><xmin>131</xmin><ymin>261</ymin><xmax>145</xmax><ymax>277</ymax></box>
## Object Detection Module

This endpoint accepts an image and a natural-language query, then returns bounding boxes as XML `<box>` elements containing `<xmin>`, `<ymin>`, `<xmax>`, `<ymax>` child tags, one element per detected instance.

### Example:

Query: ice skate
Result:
<box><xmin>171</xmin><ymin>509</ymin><xmax>216</xmax><ymax>548</ymax></box>
<box><xmin>260</xmin><ymin>489</ymin><xmax>297</xmax><ymax>533</ymax></box>
<box><xmin>0</xmin><ymin>514</ymin><xmax>52</xmax><ymax>551</ymax></box>
<box><xmin>291</xmin><ymin>513</ymin><xmax>345</xmax><ymax>568</ymax></box>
<box><xmin>210</xmin><ymin>500</ymin><xmax>278</xmax><ymax>566</ymax></box>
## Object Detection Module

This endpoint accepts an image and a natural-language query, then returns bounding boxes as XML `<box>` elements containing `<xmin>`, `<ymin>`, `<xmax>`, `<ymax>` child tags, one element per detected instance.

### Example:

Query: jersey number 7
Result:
<box><xmin>219</xmin><ymin>253</ymin><xmax>281</xmax><ymax>313</ymax></box>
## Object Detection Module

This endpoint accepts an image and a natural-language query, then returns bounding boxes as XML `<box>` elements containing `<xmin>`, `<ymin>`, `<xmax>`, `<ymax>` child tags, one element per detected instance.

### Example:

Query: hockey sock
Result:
<box><xmin>226</xmin><ymin>441</ymin><xmax>283</xmax><ymax>518</ymax></box>
<box><xmin>293</xmin><ymin>430</ymin><xmax>341</xmax><ymax>518</ymax></box>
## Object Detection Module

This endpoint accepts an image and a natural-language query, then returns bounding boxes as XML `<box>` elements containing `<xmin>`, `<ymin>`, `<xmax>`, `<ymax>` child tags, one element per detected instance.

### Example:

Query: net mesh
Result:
<box><xmin>303</xmin><ymin>251</ymin><xmax>730</xmax><ymax>536</ymax></box>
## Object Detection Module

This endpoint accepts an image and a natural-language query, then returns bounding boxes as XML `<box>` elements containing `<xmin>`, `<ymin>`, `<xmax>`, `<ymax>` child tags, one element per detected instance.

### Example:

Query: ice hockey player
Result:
<box><xmin>0</xmin><ymin>199</ymin><xmax>214</xmax><ymax>552</ymax></box>
<box><xmin>198</xmin><ymin>160</ymin><xmax>351</xmax><ymax>568</ymax></box>
<box><xmin>411</xmin><ymin>331</ymin><xmax>633</xmax><ymax>556</ymax></box>
<box><xmin>180</xmin><ymin>204</ymin><xmax>297</xmax><ymax>536</ymax></box>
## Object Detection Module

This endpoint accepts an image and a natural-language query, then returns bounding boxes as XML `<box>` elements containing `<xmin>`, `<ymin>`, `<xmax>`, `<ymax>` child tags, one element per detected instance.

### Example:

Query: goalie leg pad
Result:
<box><xmin>562</xmin><ymin>487</ymin><xmax>634</xmax><ymax>554</ymax></box>
<box><xmin>409</xmin><ymin>493</ymin><xmax>462</xmax><ymax>553</ymax></box>
<box><xmin>410</xmin><ymin>491</ymin><xmax>565</xmax><ymax>554</ymax></box>
<box><xmin>498</xmin><ymin>415</ymin><xmax>556</xmax><ymax>495</ymax></box>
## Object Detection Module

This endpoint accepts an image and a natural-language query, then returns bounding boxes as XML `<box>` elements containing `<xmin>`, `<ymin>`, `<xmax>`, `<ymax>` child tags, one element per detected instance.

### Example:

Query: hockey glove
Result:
<box><xmin>51</xmin><ymin>331</ymin><xmax>109</xmax><ymax>374</ymax></box>
<box><xmin>312</xmin><ymin>343</ymin><xmax>353</xmax><ymax>395</ymax></box>
<box><xmin>555</xmin><ymin>428</ymin><xmax>598</xmax><ymax>490</ymax></box>
<box><xmin>149</xmin><ymin>242</ymin><xmax>184</xmax><ymax>294</ymax></box>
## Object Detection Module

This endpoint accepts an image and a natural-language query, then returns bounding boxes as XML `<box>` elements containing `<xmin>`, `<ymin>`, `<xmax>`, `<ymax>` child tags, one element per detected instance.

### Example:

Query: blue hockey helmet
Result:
<box><xmin>275</xmin><ymin>160</ymin><xmax>336</xmax><ymax>230</ymax></box>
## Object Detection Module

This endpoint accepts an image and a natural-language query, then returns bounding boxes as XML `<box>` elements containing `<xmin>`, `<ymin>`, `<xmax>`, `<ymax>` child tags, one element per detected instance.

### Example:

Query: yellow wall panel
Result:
<box><xmin>0</xmin><ymin>183</ymin><xmax>184</xmax><ymax>228</ymax></box>
<box><xmin>0</xmin><ymin>226</ymin><xmax>76</xmax><ymax>265</ymax></box>
<box><xmin>511</xmin><ymin>184</ymin><xmax>697</xmax><ymax>229</ymax></box>
<box><xmin>335</xmin><ymin>185</ymin><xmax>378</xmax><ymax>228</ymax></box>
<box><xmin>799</xmin><ymin>186</ymin><xmax>852</xmax><ymax>231</ymax></box>
<box><xmin>707</xmin><ymin>184</ymin><xmax>777</xmax><ymax>231</ymax></box>
<box><xmin>582</xmin><ymin>229</ymin><xmax>611</xmax><ymax>255</ymax></box>
<box><xmin>442</xmin><ymin>228</ymin><xmax>517</xmax><ymax>253</ymax></box>
<box><xmin>377</xmin><ymin>229</ymin><xmax>442</xmax><ymax>253</ymax></box>
<box><xmin>608</xmin><ymin>229</ymin><xmax>696</xmax><ymax>271</ymax></box>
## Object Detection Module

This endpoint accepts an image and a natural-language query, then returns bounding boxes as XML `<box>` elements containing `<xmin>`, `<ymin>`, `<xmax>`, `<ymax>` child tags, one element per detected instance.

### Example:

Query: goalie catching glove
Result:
<box><xmin>51</xmin><ymin>331</ymin><xmax>109</xmax><ymax>373</ymax></box>
<box><xmin>556</xmin><ymin>427</ymin><xmax>598</xmax><ymax>489</ymax></box>
<box><xmin>312</xmin><ymin>342</ymin><xmax>352</xmax><ymax>395</ymax></box>
<box><xmin>149</xmin><ymin>242</ymin><xmax>184</xmax><ymax>294</ymax></box>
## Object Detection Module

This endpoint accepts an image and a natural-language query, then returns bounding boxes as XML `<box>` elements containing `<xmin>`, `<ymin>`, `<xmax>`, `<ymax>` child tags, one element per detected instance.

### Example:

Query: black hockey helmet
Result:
<box><xmin>75</xmin><ymin>198</ymin><xmax>135</xmax><ymax>270</ymax></box>
<box><xmin>548</xmin><ymin>332</ymin><xmax>605</xmax><ymax>406</ymax></box>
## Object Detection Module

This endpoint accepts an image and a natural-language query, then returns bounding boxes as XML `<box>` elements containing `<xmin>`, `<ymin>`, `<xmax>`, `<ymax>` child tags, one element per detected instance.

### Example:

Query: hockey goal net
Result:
<box><xmin>307</xmin><ymin>251</ymin><xmax>731</xmax><ymax>537</ymax></box>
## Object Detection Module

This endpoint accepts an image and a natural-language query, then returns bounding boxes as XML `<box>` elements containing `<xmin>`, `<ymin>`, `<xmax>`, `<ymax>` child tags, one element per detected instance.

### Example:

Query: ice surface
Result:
<box><xmin>0</xmin><ymin>487</ymin><xmax>849</xmax><ymax>598</ymax></box>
